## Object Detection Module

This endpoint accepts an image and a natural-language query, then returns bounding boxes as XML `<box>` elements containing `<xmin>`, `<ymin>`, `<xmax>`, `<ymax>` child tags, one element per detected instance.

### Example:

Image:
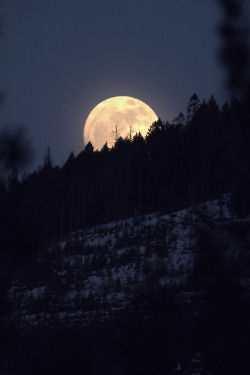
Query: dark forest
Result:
<box><xmin>1</xmin><ymin>93</ymin><xmax>250</xmax><ymax>257</ymax></box>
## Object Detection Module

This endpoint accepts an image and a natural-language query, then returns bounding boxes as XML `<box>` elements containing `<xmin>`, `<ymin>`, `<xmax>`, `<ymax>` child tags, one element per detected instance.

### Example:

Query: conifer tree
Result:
<box><xmin>186</xmin><ymin>93</ymin><xmax>200</xmax><ymax>123</ymax></box>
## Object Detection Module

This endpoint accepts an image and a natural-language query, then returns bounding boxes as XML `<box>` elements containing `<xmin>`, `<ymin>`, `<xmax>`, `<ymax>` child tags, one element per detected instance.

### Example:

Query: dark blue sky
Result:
<box><xmin>1</xmin><ymin>0</ymin><xmax>227</xmax><ymax>170</ymax></box>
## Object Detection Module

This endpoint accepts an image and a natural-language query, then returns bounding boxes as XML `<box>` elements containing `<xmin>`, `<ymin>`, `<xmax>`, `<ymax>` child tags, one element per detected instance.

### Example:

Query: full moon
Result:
<box><xmin>83</xmin><ymin>96</ymin><xmax>158</xmax><ymax>150</ymax></box>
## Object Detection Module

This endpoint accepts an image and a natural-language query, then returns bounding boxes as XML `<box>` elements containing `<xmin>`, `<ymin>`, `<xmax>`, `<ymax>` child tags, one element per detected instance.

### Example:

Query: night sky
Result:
<box><xmin>1</xmin><ymin>0</ymin><xmax>227</xmax><ymax>171</ymax></box>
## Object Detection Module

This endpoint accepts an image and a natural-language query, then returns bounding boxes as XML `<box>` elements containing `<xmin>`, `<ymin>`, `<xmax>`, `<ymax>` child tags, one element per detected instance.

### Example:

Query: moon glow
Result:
<box><xmin>83</xmin><ymin>96</ymin><xmax>158</xmax><ymax>150</ymax></box>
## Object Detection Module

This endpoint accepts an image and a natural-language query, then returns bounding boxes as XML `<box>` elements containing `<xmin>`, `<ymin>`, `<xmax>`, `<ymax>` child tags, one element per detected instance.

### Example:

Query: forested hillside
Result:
<box><xmin>1</xmin><ymin>93</ymin><xmax>250</xmax><ymax>259</ymax></box>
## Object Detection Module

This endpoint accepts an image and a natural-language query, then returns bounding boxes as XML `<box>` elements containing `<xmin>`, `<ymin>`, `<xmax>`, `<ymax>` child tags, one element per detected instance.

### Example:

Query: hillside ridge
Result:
<box><xmin>6</xmin><ymin>194</ymin><xmax>246</xmax><ymax>329</ymax></box>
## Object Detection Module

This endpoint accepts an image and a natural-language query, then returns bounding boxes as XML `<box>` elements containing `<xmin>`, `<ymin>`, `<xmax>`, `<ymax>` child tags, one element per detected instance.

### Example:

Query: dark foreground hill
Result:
<box><xmin>1</xmin><ymin>195</ymin><xmax>250</xmax><ymax>374</ymax></box>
